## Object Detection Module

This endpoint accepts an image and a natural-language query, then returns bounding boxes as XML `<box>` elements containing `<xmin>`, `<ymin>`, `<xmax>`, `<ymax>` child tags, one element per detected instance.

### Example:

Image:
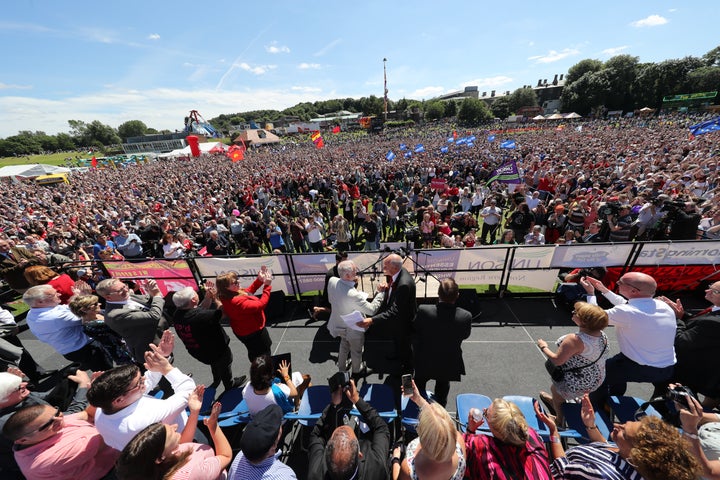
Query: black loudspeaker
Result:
<box><xmin>265</xmin><ymin>291</ymin><xmax>286</xmax><ymax>322</ymax></box>
<box><xmin>457</xmin><ymin>289</ymin><xmax>481</xmax><ymax>319</ymax></box>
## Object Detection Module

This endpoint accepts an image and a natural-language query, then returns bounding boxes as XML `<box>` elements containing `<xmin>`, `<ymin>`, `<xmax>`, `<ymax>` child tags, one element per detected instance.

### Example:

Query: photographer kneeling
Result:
<box><xmin>308</xmin><ymin>375</ymin><xmax>390</xmax><ymax>480</ymax></box>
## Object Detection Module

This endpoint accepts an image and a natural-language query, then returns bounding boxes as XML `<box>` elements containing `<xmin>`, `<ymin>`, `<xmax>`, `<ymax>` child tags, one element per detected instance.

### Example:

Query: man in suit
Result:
<box><xmin>171</xmin><ymin>283</ymin><xmax>246</xmax><ymax>391</ymax></box>
<box><xmin>577</xmin><ymin>222</ymin><xmax>603</xmax><ymax>243</ymax></box>
<box><xmin>327</xmin><ymin>260</ymin><xmax>385</xmax><ymax>380</ymax></box>
<box><xmin>359</xmin><ymin>253</ymin><xmax>416</xmax><ymax>376</ymax></box>
<box><xmin>413</xmin><ymin>278</ymin><xmax>472</xmax><ymax>407</ymax></box>
<box><xmin>0</xmin><ymin>239</ymin><xmax>40</xmax><ymax>294</ymax></box>
<box><xmin>96</xmin><ymin>278</ymin><xmax>169</xmax><ymax>364</ymax></box>
<box><xmin>660</xmin><ymin>281</ymin><xmax>720</xmax><ymax>405</ymax></box>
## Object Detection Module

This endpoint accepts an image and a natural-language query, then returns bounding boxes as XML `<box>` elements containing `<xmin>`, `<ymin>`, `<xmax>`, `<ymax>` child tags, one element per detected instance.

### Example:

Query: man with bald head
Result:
<box><xmin>308</xmin><ymin>379</ymin><xmax>390</xmax><ymax>479</ymax></box>
<box><xmin>582</xmin><ymin>272</ymin><xmax>676</xmax><ymax>409</ymax></box>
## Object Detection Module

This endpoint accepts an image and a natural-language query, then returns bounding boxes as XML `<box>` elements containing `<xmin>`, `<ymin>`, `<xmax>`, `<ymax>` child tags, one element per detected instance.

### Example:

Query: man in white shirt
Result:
<box><xmin>327</xmin><ymin>260</ymin><xmax>385</xmax><ymax>379</ymax></box>
<box><xmin>87</xmin><ymin>332</ymin><xmax>195</xmax><ymax>450</ymax></box>
<box><xmin>479</xmin><ymin>199</ymin><xmax>502</xmax><ymax>245</ymax></box>
<box><xmin>581</xmin><ymin>272</ymin><xmax>676</xmax><ymax>409</ymax></box>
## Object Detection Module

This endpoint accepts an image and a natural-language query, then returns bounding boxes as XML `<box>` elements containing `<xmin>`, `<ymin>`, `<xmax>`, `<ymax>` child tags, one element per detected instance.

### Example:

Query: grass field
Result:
<box><xmin>0</xmin><ymin>151</ymin><xmax>86</xmax><ymax>168</ymax></box>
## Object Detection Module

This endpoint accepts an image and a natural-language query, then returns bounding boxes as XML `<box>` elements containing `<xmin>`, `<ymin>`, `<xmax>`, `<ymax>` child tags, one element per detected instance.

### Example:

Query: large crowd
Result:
<box><xmin>0</xmin><ymin>114</ymin><xmax>718</xmax><ymax>271</ymax></box>
<box><xmin>0</xmin><ymin>113</ymin><xmax>719</xmax><ymax>480</ymax></box>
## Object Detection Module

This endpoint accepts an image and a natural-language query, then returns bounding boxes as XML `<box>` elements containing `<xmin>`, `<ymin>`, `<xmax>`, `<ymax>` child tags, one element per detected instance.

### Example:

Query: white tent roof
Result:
<box><xmin>158</xmin><ymin>142</ymin><xmax>227</xmax><ymax>159</ymax></box>
<box><xmin>0</xmin><ymin>164</ymin><xmax>71</xmax><ymax>178</ymax></box>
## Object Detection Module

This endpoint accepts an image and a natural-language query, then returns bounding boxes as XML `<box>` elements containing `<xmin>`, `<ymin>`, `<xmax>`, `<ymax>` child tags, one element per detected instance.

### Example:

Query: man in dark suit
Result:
<box><xmin>96</xmin><ymin>278</ymin><xmax>169</xmax><ymax>363</ymax></box>
<box><xmin>171</xmin><ymin>283</ymin><xmax>246</xmax><ymax>391</ymax></box>
<box><xmin>577</xmin><ymin>222</ymin><xmax>603</xmax><ymax>243</ymax></box>
<box><xmin>413</xmin><ymin>278</ymin><xmax>472</xmax><ymax>407</ymax></box>
<box><xmin>660</xmin><ymin>281</ymin><xmax>720</xmax><ymax>404</ymax></box>
<box><xmin>359</xmin><ymin>253</ymin><xmax>416</xmax><ymax>376</ymax></box>
<box><xmin>0</xmin><ymin>239</ymin><xmax>40</xmax><ymax>294</ymax></box>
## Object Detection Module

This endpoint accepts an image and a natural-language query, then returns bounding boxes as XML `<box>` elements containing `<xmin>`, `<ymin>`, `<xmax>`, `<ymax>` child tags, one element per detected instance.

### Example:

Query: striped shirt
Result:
<box><xmin>227</xmin><ymin>452</ymin><xmax>297</xmax><ymax>480</ymax></box>
<box><xmin>551</xmin><ymin>443</ymin><xmax>641</xmax><ymax>479</ymax></box>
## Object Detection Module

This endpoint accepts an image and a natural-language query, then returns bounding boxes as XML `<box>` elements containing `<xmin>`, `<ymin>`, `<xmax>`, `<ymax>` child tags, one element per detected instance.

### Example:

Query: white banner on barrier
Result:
<box><xmin>458</xmin><ymin>245</ymin><xmax>556</xmax><ymax>271</ymax></box>
<box><xmin>194</xmin><ymin>256</ymin><xmax>293</xmax><ymax>294</ymax></box>
<box><xmin>634</xmin><ymin>241</ymin><xmax>720</xmax><ymax>266</ymax></box>
<box><xmin>551</xmin><ymin>243</ymin><xmax>635</xmax><ymax>268</ymax></box>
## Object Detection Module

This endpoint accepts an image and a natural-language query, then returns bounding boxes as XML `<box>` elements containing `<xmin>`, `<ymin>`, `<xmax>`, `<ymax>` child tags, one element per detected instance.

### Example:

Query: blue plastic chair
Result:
<box><xmin>561</xmin><ymin>401</ymin><xmax>613</xmax><ymax>443</ymax></box>
<box><xmin>284</xmin><ymin>385</ymin><xmax>332</xmax><ymax>427</ymax></box>
<box><xmin>349</xmin><ymin>383</ymin><xmax>398</xmax><ymax>422</ymax></box>
<box><xmin>609</xmin><ymin>396</ymin><xmax>662</xmax><ymax>423</ymax></box>
<box><xmin>400</xmin><ymin>390</ymin><xmax>433</xmax><ymax>435</ymax></box>
<box><xmin>455</xmin><ymin>393</ymin><xmax>492</xmax><ymax>434</ymax></box>
<box><xmin>502</xmin><ymin>395</ymin><xmax>582</xmax><ymax>442</ymax></box>
<box><xmin>217</xmin><ymin>398</ymin><xmax>251</xmax><ymax>427</ymax></box>
<box><xmin>210</xmin><ymin>386</ymin><xmax>247</xmax><ymax>420</ymax></box>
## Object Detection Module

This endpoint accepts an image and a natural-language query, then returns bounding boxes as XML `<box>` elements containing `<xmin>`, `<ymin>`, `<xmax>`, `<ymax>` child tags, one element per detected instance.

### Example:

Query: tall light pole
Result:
<box><xmin>383</xmin><ymin>57</ymin><xmax>388</xmax><ymax>122</ymax></box>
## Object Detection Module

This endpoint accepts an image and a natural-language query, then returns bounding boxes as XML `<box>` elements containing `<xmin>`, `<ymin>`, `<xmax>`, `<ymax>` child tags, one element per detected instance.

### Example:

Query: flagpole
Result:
<box><xmin>383</xmin><ymin>57</ymin><xmax>388</xmax><ymax>122</ymax></box>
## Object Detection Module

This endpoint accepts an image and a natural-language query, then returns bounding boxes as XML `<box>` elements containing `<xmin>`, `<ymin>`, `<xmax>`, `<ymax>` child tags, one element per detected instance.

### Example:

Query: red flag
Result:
<box><xmin>452</xmin><ymin>130</ymin><xmax>458</xmax><ymax>139</ymax></box>
<box><xmin>332</xmin><ymin>125</ymin><xmax>341</xmax><ymax>134</ymax></box>
<box><xmin>91</xmin><ymin>156</ymin><xmax>98</xmax><ymax>168</ymax></box>
<box><xmin>226</xmin><ymin>145</ymin><xmax>245</xmax><ymax>162</ymax></box>
<box><xmin>311</xmin><ymin>131</ymin><xmax>324</xmax><ymax>149</ymax></box>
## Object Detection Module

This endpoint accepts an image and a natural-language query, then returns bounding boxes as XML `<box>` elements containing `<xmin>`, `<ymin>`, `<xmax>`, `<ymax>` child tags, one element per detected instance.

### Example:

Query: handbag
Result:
<box><xmin>544</xmin><ymin>334</ymin><xmax>608</xmax><ymax>383</ymax></box>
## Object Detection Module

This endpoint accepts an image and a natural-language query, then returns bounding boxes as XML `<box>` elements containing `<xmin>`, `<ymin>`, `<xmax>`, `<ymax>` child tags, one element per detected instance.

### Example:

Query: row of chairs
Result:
<box><xmin>194</xmin><ymin>385</ymin><xmax>662</xmax><ymax>448</ymax></box>
<box><xmin>456</xmin><ymin>393</ymin><xmax>662</xmax><ymax>445</ymax></box>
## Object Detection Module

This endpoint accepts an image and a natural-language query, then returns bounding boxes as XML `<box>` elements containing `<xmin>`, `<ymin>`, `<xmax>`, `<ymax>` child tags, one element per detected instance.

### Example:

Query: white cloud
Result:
<box><xmin>298</xmin><ymin>63</ymin><xmax>321</xmax><ymax>70</ymax></box>
<box><xmin>148</xmin><ymin>33</ymin><xmax>160</xmax><ymax>40</ymax></box>
<box><xmin>0</xmin><ymin>86</ymin><xmax>333</xmax><ymax>137</ymax></box>
<box><xmin>528</xmin><ymin>48</ymin><xmax>580</xmax><ymax>64</ymax></box>
<box><xmin>528</xmin><ymin>41</ymin><xmax>535</xmax><ymax>47</ymax></box>
<box><xmin>461</xmin><ymin>76</ymin><xmax>514</xmax><ymax>89</ymax></box>
<box><xmin>406</xmin><ymin>86</ymin><xmax>446</xmax><ymax>99</ymax></box>
<box><xmin>0</xmin><ymin>82</ymin><xmax>31</xmax><ymax>90</ymax></box>
<box><xmin>291</xmin><ymin>86</ymin><xmax>322</xmax><ymax>93</ymax></box>
<box><xmin>630</xmin><ymin>14</ymin><xmax>668</xmax><ymax>27</ymax></box>
<box><xmin>237</xmin><ymin>63</ymin><xmax>277</xmax><ymax>75</ymax></box>
<box><xmin>601</xmin><ymin>46</ymin><xmax>629</xmax><ymax>56</ymax></box>
<box><xmin>265</xmin><ymin>42</ymin><xmax>290</xmax><ymax>54</ymax></box>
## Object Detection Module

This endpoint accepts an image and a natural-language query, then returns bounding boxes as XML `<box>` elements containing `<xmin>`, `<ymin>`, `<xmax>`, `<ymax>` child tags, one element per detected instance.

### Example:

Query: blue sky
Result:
<box><xmin>1</xmin><ymin>1</ymin><xmax>716</xmax><ymax>138</ymax></box>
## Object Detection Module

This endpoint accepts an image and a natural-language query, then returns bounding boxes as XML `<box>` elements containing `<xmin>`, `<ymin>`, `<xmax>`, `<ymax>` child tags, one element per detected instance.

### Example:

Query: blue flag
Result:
<box><xmin>468</xmin><ymin>135</ymin><xmax>476</xmax><ymax>142</ymax></box>
<box><xmin>456</xmin><ymin>137</ymin><xmax>467</xmax><ymax>145</ymax></box>
<box><xmin>385</xmin><ymin>150</ymin><xmax>396</xmax><ymax>161</ymax></box>
<box><xmin>466</xmin><ymin>142</ymin><xmax>474</xmax><ymax>148</ymax></box>
<box><xmin>440</xmin><ymin>146</ymin><xmax>449</xmax><ymax>154</ymax></box>
<box><xmin>399</xmin><ymin>143</ymin><xmax>407</xmax><ymax>151</ymax></box>
<box><xmin>500</xmin><ymin>140</ymin><xmax>516</xmax><ymax>149</ymax></box>
<box><xmin>487</xmin><ymin>134</ymin><xmax>496</xmax><ymax>142</ymax></box>
<box><xmin>414</xmin><ymin>144</ymin><xmax>425</xmax><ymax>153</ymax></box>
<box><xmin>447</xmin><ymin>137</ymin><xmax>454</xmax><ymax>143</ymax></box>
<box><xmin>404</xmin><ymin>152</ymin><xmax>413</xmax><ymax>158</ymax></box>
<box><xmin>690</xmin><ymin>117</ymin><xmax>720</xmax><ymax>136</ymax></box>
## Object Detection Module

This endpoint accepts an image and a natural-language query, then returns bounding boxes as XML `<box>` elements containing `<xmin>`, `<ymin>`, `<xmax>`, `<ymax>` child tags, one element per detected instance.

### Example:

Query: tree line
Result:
<box><xmin>2</xmin><ymin>45</ymin><xmax>718</xmax><ymax>157</ymax></box>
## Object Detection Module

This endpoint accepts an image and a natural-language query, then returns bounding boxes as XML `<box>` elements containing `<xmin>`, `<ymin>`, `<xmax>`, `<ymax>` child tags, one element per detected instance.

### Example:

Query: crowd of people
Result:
<box><xmin>0</xmin><ymin>114</ymin><xmax>719</xmax><ymax>479</ymax></box>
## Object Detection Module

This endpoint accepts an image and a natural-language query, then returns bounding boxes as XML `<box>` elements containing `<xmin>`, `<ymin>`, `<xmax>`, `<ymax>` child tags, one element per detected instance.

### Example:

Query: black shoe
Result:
<box><xmin>228</xmin><ymin>375</ymin><xmax>247</xmax><ymax>389</ymax></box>
<box><xmin>353</xmin><ymin>365</ymin><xmax>374</xmax><ymax>379</ymax></box>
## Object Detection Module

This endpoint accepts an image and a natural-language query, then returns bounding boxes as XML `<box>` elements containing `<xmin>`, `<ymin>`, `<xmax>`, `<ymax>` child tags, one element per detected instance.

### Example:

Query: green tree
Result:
<box><xmin>86</xmin><ymin>120</ymin><xmax>121</xmax><ymax>146</ymax></box>
<box><xmin>507</xmin><ymin>87</ymin><xmax>538</xmax><ymax>113</ymax></box>
<box><xmin>490</xmin><ymin>96</ymin><xmax>511</xmax><ymax>119</ymax></box>
<box><xmin>686</xmin><ymin>66</ymin><xmax>720</xmax><ymax>92</ymax></box>
<box><xmin>603</xmin><ymin>55</ymin><xmax>640</xmax><ymax>111</ymax></box>
<box><xmin>702</xmin><ymin>45</ymin><xmax>720</xmax><ymax>67</ymax></box>
<box><xmin>359</xmin><ymin>95</ymin><xmax>384</xmax><ymax>116</ymax></box>
<box><xmin>424</xmin><ymin>101</ymin><xmax>445</xmax><ymax>121</ymax></box>
<box><xmin>55</xmin><ymin>133</ymin><xmax>76</xmax><ymax>150</ymax></box>
<box><xmin>565</xmin><ymin>59</ymin><xmax>603</xmax><ymax>84</ymax></box>
<box><xmin>457</xmin><ymin>98</ymin><xmax>492</xmax><ymax>126</ymax></box>
<box><xmin>117</xmin><ymin>120</ymin><xmax>148</xmax><ymax>141</ymax></box>
<box><xmin>444</xmin><ymin>100</ymin><xmax>458</xmax><ymax>118</ymax></box>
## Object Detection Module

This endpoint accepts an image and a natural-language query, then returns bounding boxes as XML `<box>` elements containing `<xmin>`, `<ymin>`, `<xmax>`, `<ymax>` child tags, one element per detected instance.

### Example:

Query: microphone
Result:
<box><xmin>371</xmin><ymin>265</ymin><xmax>377</xmax><ymax>281</ymax></box>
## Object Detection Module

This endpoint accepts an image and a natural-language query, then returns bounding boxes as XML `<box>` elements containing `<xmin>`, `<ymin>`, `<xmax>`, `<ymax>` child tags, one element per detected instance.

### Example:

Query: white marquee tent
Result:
<box><xmin>0</xmin><ymin>164</ymin><xmax>71</xmax><ymax>178</ymax></box>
